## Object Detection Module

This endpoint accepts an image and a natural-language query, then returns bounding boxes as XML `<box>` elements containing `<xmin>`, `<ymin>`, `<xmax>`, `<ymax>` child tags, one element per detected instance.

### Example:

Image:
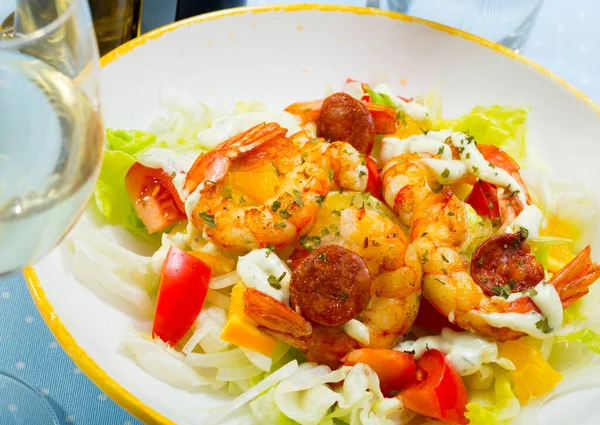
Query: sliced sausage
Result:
<box><xmin>306</xmin><ymin>326</ymin><xmax>359</xmax><ymax>369</ymax></box>
<box><xmin>317</xmin><ymin>92</ymin><xmax>376</xmax><ymax>155</ymax></box>
<box><xmin>290</xmin><ymin>245</ymin><xmax>372</xmax><ymax>327</ymax></box>
<box><xmin>471</xmin><ymin>231</ymin><xmax>544</xmax><ymax>297</ymax></box>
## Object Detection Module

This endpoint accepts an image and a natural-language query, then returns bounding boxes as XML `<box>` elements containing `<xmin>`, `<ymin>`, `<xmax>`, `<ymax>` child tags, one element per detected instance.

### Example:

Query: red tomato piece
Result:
<box><xmin>400</xmin><ymin>349</ymin><xmax>468</xmax><ymax>424</ymax></box>
<box><xmin>125</xmin><ymin>162</ymin><xmax>186</xmax><ymax>233</ymax></box>
<box><xmin>465</xmin><ymin>179</ymin><xmax>500</xmax><ymax>220</ymax></box>
<box><xmin>343</xmin><ymin>349</ymin><xmax>416</xmax><ymax>396</ymax></box>
<box><xmin>152</xmin><ymin>246</ymin><xmax>212</xmax><ymax>346</ymax></box>
<box><xmin>289</xmin><ymin>247</ymin><xmax>310</xmax><ymax>269</ymax></box>
<box><xmin>365</xmin><ymin>157</ymin><xmax>383</xmax><ymax>200</ymax></box>
<box><xmin>413</xmin><ymin>298</ymin><xmax>462</xmax><ymax>334</ymax></box>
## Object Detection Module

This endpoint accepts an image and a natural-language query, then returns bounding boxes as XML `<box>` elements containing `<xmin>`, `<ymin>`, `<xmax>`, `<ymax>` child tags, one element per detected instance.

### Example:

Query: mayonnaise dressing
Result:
<box><xmin>236</xmin><ymin>248</ymin><xmax>292</xmax><ymax>305</ymax></box>
<box><xmin>342</xmin><ymin>319</ymin><xmax>371</xmax><ymax>346</ymax></box>
<box><xmin>380</xmin><ymin>130</ymin><xmax>451</xmax><ymax>165</ymax></box>
<box><xmin>372</xmin><ymin>83</ymin><xmax>430</xmax><ymax>121</ymax></box>
<box><xmin>381</xmin><ymin>130</ymin><xmax>543</xmax><ymax>238</ymax></box>
<box><xmin>195</xmin><ymin>111</ymin><xmax>301</xmax><ymax>149</ymax></box>
<box><xmin>394</xmin><ymin>328</ymin><xmax>514</xmax><ymax>376</ymax></box>
<box><xmin>479</xmin><ymin>281</ymin><xmax>563</xmax><ymax>339</ymax></box>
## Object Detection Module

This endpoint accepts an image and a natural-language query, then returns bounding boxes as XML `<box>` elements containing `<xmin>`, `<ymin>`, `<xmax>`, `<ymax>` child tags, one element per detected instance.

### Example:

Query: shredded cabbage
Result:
<box><xmin>63</xmin><ymin>222</ymin><xmax>157</xmax><ymax>317</ymax></box>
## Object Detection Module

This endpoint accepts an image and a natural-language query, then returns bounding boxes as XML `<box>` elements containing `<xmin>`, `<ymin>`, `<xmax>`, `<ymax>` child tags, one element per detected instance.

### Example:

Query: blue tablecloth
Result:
<box><xmin>1</xmin><ymin>1</ymin><xmax>598</xmax><ymax>423</ymax></box>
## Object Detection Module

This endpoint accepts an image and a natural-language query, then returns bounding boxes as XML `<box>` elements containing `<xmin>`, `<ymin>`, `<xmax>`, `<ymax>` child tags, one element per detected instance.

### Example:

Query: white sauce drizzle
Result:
<box><xmin>479</xmin><ymin>281</ymin><xmax>563</xmax><ymax>339</ymax></box>
<box><xmin>237</xmin><ymin>249</ymin><xmax>292</xmax><ymax>305</ymax></box>
<box><xmin>394</xmin><ymin>328</ymin><xmax>514</xmax><ymax>376</ymax></box>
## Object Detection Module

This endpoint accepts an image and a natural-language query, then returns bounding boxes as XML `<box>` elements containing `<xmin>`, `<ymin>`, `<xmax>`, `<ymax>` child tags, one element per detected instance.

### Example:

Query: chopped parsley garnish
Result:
<box><xmin>466</xmin><ymin>152</ymin><xmax>471</xmax><ymax>159</ymax></box>
<box><xmin>437</xmin><ymin>146</ymin><xmax>445</xmax><ymax>155</ymax></box>
<box><xmin>441</xmin><ymin>254</ymin><xmax>449</xmax><ymax>263</ymax></box>
<box><xmin>404</xmin><ymin>349</ymin><xmax>416</xmax><ymax>355</ymax></box>
<box><xmin>299</xmin><ymin>235</ymin><xmax>321</xmax><ymax>252</ymax></box>
<box><xmin>519</xmin><ymin>227</ymin><xmax>529</xmax><ymax>239</ymax></box>
<box><xmin>265</xmin><ymin>244</ymin><xmax>276</xmax><ymax>257</ymax></box>
<box><xmin>359</xmin><ymin>170</ymin><xmax>367</xmax><ymax>178</ymax></box>
<box><xmin>505</xmin><ymin>189</ymin><xmax>520</xmax><ymax>198</ymax></box>
<box><xmin>316</xmin><ymin>195</ymin><xmax>325</xmax><ymax>206</ymax></box>
<box><xmin>340</xmin><ymin>293</ymin><xmax>349</xmax><ymax>301</ymax></box>
<box><xmin>421</xmin><ymin>232</ymin><xmax>428</xmax><ymax>237</ymax></box>
<box><xmin>222</xmin><ymin>184</ymin><xmax>233</xmax><ymax>200</ymax></box>
<box><xmin>170</xmin><ymin>171</ymin><xmax>176</xmax><ymax>179</ymax></box>
<box><xmin>509</xmin><ymin>278</ymin><xmax>517</xmax><ymax>288</ymax></box>
<box><xmin>441</xmin><ymin>168</ymin><xmax>450</xmax><ymax>178</ymax></box>
<box><xmin>492</xmin><ymin>284</ymin><xmax>512</xmax><ymax>299</ymax></box>
<box><xmin>433</xmin><ymin>277</ymin><xmax>446</xmax><ymax>285</ymax></box>
<box><xmin>328</xmin><ymin>169</ymin><xmax>335</xmax><ymax>182</ymax></box>
<box><xmin>239</xmin><ymin>195</ymin><xmax>246</xmax><ymax>204</ymax></box>
<box><xmin>447</xmin><ymin>211</ymin><xmax>455</xmax><ymax>216</ymax></box>
<box><xmin>396</xmin><ymin>110</ymin><xmax>407</xmax><ymax>126</ymax></box>
<box><xmin>529</xmin><ymin>288</ymin><xmax>539</xmax><ymax>297</ymax></box>
<box><xmin>488</xmin><ymin>162</ymin><xmax>496</xmax><ymax>169</ymax></box>
<box><xmin>267</xmin><ymin>272</ymin><xmax>287</xmax><ymax>289</ymax></box>
<box><xmin>420</xmin><ymin>127</ymin><xmax>429</xmax><ymax>135</ymax></box>
<box><xmin>292</xmin><ymin>189</ymin><xmax>304</xmax><ymax>207</ymax></box>
<box><xmin>198</xmin><ymin>212</ymin><xmax>216</xmax><ymax>228</ymax></box>
<box><xmin>321</xmin><ymin>227</ymin><xmax>330</xmax><ymax>236</ymax></box>
<box><xmin>421</xmin><ymin>250</ymin><xmax>429</xmax><ymax>264</ymax></box>
<box><xmin>311</xmin><ymin>138</ymin><xmax>318</xmax><ymax>145</ymax></box>
<box><xmin>318</xmin><ymin>252</ymin><xmax>327</xmax><ymax>263</ymax></box>
<box><xmin>275</xmin><ymin>222</ymin><xmax>286</xmax><ymax>228</ymax></box>
<box><xmin>271</xmin><ymin>200</ymin><xmax>281</xmax><ymax>212</ymax></box>
<box><xmin>441</xmin><ymin>268</ymin><xmax>449</xmax><ymax>275</ymax></box>
<box><xmin>472</xmin><ymin>165</ymin><xmax>479</xmax><ymax>173</ymax></box>
<box><xmin>331</xmin><ymin>209</ymin><xmax>341</xmax><ymax>216</ymax></box>
<box><xmin>279</xmin><ymin>209</ymin><xmax>291</xmax><ymax>219</ymax></box>
<box><xmin>535</xmin><ymin>317</ymin><xmax>552</xmax><ymax>334</ymax></box>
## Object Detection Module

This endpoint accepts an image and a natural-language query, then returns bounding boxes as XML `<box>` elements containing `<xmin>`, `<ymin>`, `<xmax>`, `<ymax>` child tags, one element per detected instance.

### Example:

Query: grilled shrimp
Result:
<box><xmin>381</xmin><ymin>152</ymin><xmax>600</xmax><ymax>341</ymax></box>
<box><xmin>184</xmin><ymin>122</ymin><xmax>367</xmax><ymax>252</ymax></box>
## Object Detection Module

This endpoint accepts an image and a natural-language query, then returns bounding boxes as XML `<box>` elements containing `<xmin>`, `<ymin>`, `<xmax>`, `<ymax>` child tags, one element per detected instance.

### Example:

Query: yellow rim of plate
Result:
<box><xmin>25</xmin><ymin>4</ymin><xmax>600</xmax><ymax>425</ymax></box>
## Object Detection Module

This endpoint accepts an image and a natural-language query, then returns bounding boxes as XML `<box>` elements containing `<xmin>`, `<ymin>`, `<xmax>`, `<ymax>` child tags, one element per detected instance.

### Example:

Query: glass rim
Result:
<box><xmin>0</xmin><ymin>0</ymin><xmax>79</xmax><ymax>50</ymax></box>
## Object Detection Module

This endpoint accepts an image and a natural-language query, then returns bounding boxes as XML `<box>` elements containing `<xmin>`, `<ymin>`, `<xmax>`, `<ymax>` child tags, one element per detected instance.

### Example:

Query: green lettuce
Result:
<box><xmin>528</xmin><ymin>236</ymin><xmax>572</xmax><ymax>269</ymax></box>
<box><xmin>557</xmin><ymin>329</ymin><xmax>600</xmax><ymax>354</ymax></box>
<box><xmin>92</xmin><ymin>150</ymin><xmax>158</xmax><ymax>242</ymax></box>
<box><xmin>106</xmin><ymin>129</ymin><xmax>156</xmax><ymax>156</ymax></box>
<box><xmin>451</xmin><ymin>105</ymin><xmax>529</xmax><ymax>162</ymax></box>
<box><xmin>465</xmin><ymin>368</ymin><xmax>520</xmax><ymax>425</ymax></box>
<box><xmin>364</xmin><ymin>86</ymin><xmax>396</xmax><ymax>108</ymax></box>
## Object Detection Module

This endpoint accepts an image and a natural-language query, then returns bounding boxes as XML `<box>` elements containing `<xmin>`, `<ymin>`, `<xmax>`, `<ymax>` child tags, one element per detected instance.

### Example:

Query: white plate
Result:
<box><xmin>28</xmin><ymin>5</ymin><xmax>600</xmax><ymax>425</ymax></box>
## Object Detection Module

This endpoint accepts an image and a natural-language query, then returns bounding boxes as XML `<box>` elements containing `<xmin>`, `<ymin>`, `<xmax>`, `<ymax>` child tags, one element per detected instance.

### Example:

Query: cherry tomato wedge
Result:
<box><xmin>365</xmin><ymin>157</ymin><xmax>383</xmax><ymax>200</ymax></box>
<box><xmin>152</xmin><ymin>246</ymin><xmax>212</xmax><ymax>346</ymax></box>
<box><xmin>343</xmin><ymin>349</ymin><xmax>416</xmax><ymax>396</ymax></box>
<box><xmin>465</xmin><ymin>180</ymin><xmax>500</xmax><ymax>220</ymax></box>
<box><xmin>413</xmin><ymin>298</ymin><xmax>462</xmax><ymax>334</ymax></box>
<box><xmin>125</xmin><ymin>162</ymin><xmax>186</xmax><ymax>233</ymax></box>
<box><xmin>400</xmin><ymin>349</ymin><xmax>468</xmax><ymax>424</ymax></box>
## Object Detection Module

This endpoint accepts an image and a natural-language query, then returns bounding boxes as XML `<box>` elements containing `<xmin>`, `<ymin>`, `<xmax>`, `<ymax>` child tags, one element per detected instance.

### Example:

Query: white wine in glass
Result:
<box><xmin>0</xmin><ymin>1</ymin><xmax>103</xmax><ymax>421</ymax></box>
<box><xmin>0</xmin><ymin>0</ymin><xmax>103</xmax><ymax>276</ymax></box>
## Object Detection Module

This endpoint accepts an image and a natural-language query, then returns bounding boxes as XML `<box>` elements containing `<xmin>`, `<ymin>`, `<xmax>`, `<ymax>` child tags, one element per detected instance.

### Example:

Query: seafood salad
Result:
<box><xmin>66</xmin><ymin>79</ymin><xmax>600</xmax><ymax>425</ymax></box>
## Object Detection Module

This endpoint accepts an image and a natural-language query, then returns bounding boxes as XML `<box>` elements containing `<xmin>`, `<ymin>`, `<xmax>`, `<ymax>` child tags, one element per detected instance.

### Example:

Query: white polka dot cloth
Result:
<box><xmin>0</xmin><ymin>0</ymin><xmax>598</xmax><ymax>424</ymax></box>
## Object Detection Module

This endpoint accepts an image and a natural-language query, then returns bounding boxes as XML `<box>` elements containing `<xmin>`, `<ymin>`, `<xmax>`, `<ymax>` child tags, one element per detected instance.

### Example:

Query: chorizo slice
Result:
<box><xmin>317</xmin><ymin>92</ymin><xmax>376</xmax><ymax>155</ymax></box>
<box><xmin>471</xmin><ymin>231</ymin><xmax>544</xmax><ymax>297</ymax></box>
<box><xmin>290</xmin><ymin>245</ymin><xmax>372</xmax><ymax>327</ymax></box>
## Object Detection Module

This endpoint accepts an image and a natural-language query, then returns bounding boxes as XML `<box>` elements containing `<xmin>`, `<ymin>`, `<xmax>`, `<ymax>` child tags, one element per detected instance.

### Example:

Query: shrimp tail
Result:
<box><xmin>243</xmin><ymin>287</ymin><xmax>313</xmax><ymax>340</ymax></box>
<box><xmin>549</xmin><ymin>246</ymin><xmax>600</xmax><ymax>308</ymax></box>
<box><xmin>185</xmin><ymin>122</ymin><xmax>287</xmax><ymax>193</ymax></box>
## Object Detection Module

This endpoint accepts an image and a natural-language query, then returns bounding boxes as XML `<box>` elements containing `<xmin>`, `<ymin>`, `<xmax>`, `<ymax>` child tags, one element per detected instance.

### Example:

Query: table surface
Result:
<box><xmin>1</xmin><ymin>0</ymin><xmax>599</xmax><ymax>424</ymax></box>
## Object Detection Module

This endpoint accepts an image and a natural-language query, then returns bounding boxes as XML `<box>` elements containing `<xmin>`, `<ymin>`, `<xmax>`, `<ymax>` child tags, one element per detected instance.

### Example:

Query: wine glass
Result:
<box><xmin>0</xmin><ymin>0</ymin><xmax>103</xmax><ymax>422</ymax></box>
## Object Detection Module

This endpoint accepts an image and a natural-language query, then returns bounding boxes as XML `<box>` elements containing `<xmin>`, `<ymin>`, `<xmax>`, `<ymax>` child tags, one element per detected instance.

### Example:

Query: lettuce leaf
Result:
<box><xmin>465</xmin><ymin>368</ymin><xmax>520</xmax><ymax>425</ymax></box>
<box><xmin>364</xmin><ymin>86</ymin><xmax>396</xmax><ymax>108</ymax></box>
<box><xmin>556</xmin><ymin>329</ymin><xmax>600</xmax><ymax>354</ymax></box>
<box><xmin>528</xmin><ymin>236</ymin><xmax>572</xmax><ymax>270</ymax></box>
<box><xmin>106</xmin><ymin>129</ymin><xmax>156</xmax><ymax>156</ymax></box>
<box><xmin>451</xmin><ymin>105</ymin><xmax>529</xmax><ymax>163</ymax></box>
<box><xmin>92</xmin><ymin>150</ymin><xmax>158</xmax><ymax>241</ymax></box>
